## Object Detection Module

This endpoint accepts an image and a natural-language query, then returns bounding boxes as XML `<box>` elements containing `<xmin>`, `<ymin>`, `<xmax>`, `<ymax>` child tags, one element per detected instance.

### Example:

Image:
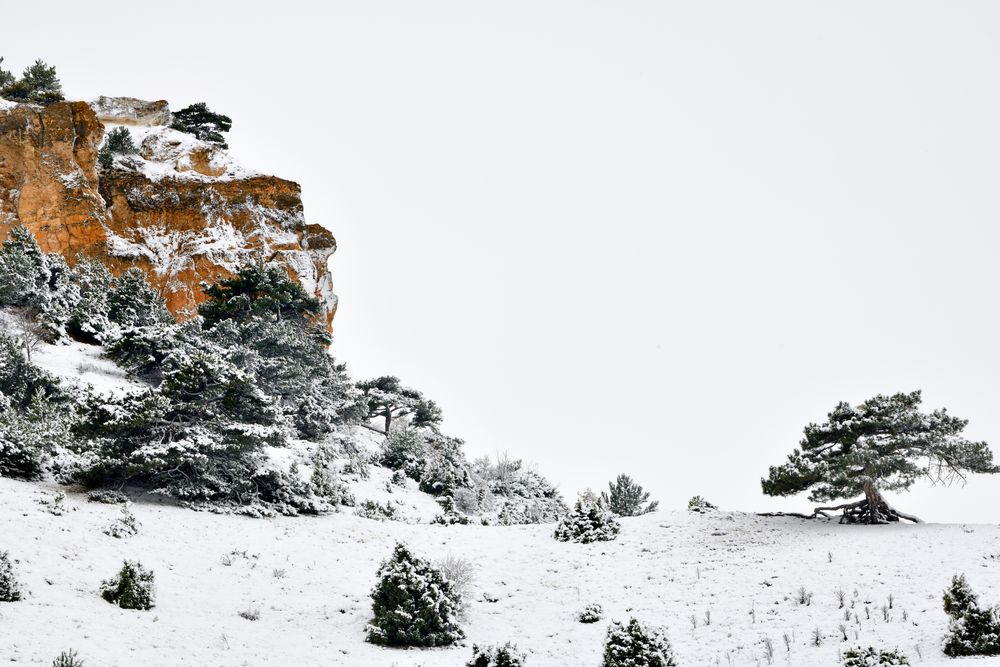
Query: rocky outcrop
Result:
<box><xmin>0</xmin><ymin>97</ymin><xmax>337</xmax><ymax>328</ymax></box>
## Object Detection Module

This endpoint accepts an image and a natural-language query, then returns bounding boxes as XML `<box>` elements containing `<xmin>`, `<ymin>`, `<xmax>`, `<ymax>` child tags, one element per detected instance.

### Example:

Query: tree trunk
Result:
<box><xmin>811</xmin><ymin>480</ymin><xmax>923</xmax><ymax>525</ymax></box>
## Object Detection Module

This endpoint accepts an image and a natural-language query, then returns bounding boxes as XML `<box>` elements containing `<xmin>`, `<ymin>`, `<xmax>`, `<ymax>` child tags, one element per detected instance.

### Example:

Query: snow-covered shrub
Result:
<box><xmin>100</xmin><ymin>560</ymin><xmax>155</xmax><ymax>610</ymax></box>
<box><xmin>87</xmin><ymin>489</ymin><xmax>128</xmax><ymax>504</ymax></box>
<box><xmin>436</xmin><ymin>554</ymin><xmax>476</xmax><ymax>616</ymax></box>
<box><xmin>577</xmin><ymin>602</ymin><xmax>604</xmax><ymax>623</ymax></box>
<box><xmin>366</xmin><ymin>543</ymin><xmax>464</xmax><ymax>647</ymax></box>
<box><xmin>51</xmin><ymin>650</ymin><xmax>84</xmax><ymax>667</ymax></box>
<box><xmin>466</xmin><ymin>642</ymin><xmax>526</xmax><ymax>667</ymax></box>
<box><xmin>107</xmin><ymin>267</ymin><xmax>172</xmax><ymax>330</ymax></box>
<box><xmin>688</xmin><ymin>495</ymin><xmax>717</xmax><ymax>512</ymax></box>
<box><xmin>0</xmin><ymin>551</ymin><xmax>23</xmax><ymax>602</ymax></box>
<box><xmin>355</xmin><ymin>499</ymin><xmax>399</xmax><ymax>521</ymax></box>
<box><xmin>432</xmin><ymin>495</ymin><xmax>473</xmax><ymax>525</ymax></box>
<box><xmin>103</xmin><ymin>505</ymin><xmax>140</xmax><ymax>539</ymax></box>
<box><xmin>97</xmin><ymin>127</ymin><xmax>139</xmax><ymax>170</ymax></box>
<box><xmin>554</xmin><ymin>499</ymin><xmax>621</xmax><ymax>543</ymax></box>
<box><xmin>420</xmin><ymin>433</ymin><xmax>473</xmax><ymax>496</ymax></box>
<box><xmin>473</xmin><ymin>454</ymin><xmax>566</xmax><ymax>525</ymax></box>
<box><xmin>841</xmin><ymin>647</ymin><xmax>910</xmax><ymax>666</ymax></box>
<box><xmin>66</xmin><ymin>256</ymin><xmax>115</xmax><ymax>344</ymax></box>
<box><xmin>601</xmin><ymin>474</ymin><xmax>659</xmax><ymax>516</ymax></box>
<box><xmin>381</xmin><ymin>426</ymin><xmax>427</xmax><ymax>480</ymax></box>
<box><xmin>310</xmin><ymin>450</ymin><xmax>354</xmax><ymax>508</ymax></box>
<box><xmin>602</xmin><ymin>618</ymin><xmax>675</xmax><ymax>667</ymax></box>
<box><xmin>943</xmin><ymin>574</ymin><xmax>1000</xmax><ymax>656</ymax></box>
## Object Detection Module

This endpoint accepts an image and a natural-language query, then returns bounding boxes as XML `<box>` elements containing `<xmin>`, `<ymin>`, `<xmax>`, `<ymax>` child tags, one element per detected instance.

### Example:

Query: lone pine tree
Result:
<box><xmin>761</xmin><ymin>390</ymin><xmax>996</xmax><ymax>524</ymax></box>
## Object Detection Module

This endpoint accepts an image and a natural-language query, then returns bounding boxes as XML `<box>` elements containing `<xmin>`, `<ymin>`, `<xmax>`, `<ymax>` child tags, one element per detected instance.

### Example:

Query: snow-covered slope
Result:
<box><xmin>1</xmin><ymin>476</ymin><xmax>995</xmax><ymax>666</ymax></box>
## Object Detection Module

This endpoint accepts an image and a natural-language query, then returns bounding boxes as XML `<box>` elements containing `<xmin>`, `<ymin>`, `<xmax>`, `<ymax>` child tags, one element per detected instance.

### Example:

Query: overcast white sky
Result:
<box><xmin>6</xmin><ymin>1</ymin><xmax>1000</xmax><ymax>522</ymax></box>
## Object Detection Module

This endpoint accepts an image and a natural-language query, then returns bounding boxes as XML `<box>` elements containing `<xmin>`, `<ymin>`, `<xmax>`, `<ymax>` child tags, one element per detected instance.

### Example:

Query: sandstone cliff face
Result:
<box><xmin>0</xmin><ymin>97</ymin><xmax>337</xmax><ymax>328</ymax></box>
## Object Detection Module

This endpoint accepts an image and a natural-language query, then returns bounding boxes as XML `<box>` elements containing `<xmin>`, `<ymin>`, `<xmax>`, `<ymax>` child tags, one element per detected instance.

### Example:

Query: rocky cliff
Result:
<box><xmin>0</xmin><ymin>97</ymin><xmax>337</xmax><ymax>328</ymax></box>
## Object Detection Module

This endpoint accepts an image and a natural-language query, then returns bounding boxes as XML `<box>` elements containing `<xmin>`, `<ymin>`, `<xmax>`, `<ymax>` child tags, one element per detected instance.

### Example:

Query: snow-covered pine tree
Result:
<box><xmin>554</xmin><ymin>498</ymin><xmax>621</xmax><ymax>543</ymax></box>
<box><xmin>366</xmin><ymin>543</ymin><xmax>464</xmax><ymax>647</ymax></box>
<box><xmin>0</xmin><ymin>59</ymin><xmax>64</xmax><ymax>105</ymax></box>
<box><xmin>357</xmin><ymin>375</ymin><xmax>442</xmax><ymax>434</ymax></box>
<box><xmin>170</xmin><ymin>103</ymin><xmax>232</xmax><ymax>148</ymax></box>
<box><xmin>107</xmin><ymin>267</ymin><xmax>171</xmax><ymax>329</ymax></box>
<box><xmin>761</xmin><ymin>391</ymin><xmax>997</xmax><ymax>524</ymax></box>
<box><xmin>66</xmin><ymin>256</ymin><xmax>115</xmax><ymax>344</ymax></box>
<box><xmin>0</xmin><ymin>550</ymin><xmax>23</xmax><ymax>602</ymax></box>
<box><xmin>601</xmin><ymin>618</ymin><xmax>675</xmax><ymax>667</ymax></box>
<box><xmin>942</xmin><ymin>574</ymin><xmax>1000</xmax><ymax>656</ymax></box>
<box><xmin>601</xmin><ymin>474</ymin><xmax>659</xmax><ymax>516</ymax></box>
<box><xmin>840</xmin><ymin>647</ymin><xmax>910</xmax><ymax>666</ymax></box>
<box><xmin>100</xmin><ymin>560</ymin><xmax>155</xmax><ymax>610</ymax></box>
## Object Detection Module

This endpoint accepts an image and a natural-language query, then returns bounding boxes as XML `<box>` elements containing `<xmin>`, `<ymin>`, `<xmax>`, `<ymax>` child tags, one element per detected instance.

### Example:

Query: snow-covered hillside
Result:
<box><xmin>1</xmin><ymin>476</ymin><xmax>996</xmax><ymax>666</ymax></box>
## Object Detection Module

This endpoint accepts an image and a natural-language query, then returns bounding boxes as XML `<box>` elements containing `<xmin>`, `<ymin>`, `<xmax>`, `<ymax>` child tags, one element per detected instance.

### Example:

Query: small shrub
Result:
<box><xmin>0</xmin><ymin>551</ymin><xmax>23</xmax><ymax>602</ymax></box>
<box><xmin>238</xmin><ymin>605</ymin><xmax>261</xmax><ymax>621</ymax></box>
<box><xmin>942</xmin><ymin>574</ymin><xmax>1000</xmax><ymax>656</ymax></box>
<box><xmin>354</xmin><ymin>499</ymin><xmax>398</xmax><ymax>521</ymax></box>
<box><xmin>100</xmin><ymin>560</ymin><xmax>155</xmax><ymax>610</ymax></box>
<box><xmin>87</xmin><ymin>489</ymin><xmax>128</xmax><ymax>504</ymax></box>
<box><xmin>841</xmin><ymin>647</ymin><xmax>910</xmax><ymax>666</ymax></box>
<box><xmin>51</xmin><ymin>651</ymin><xmax>84</xmax><ymax>667</ymax></box>
<box><xmin>602</xmin><ymin>618</ymin><xmax>675</xmax><ymax>667</ymax></box>
<box><xmin>467</xmin><ymin>642</ymin><xmax>526</xmax><ymax>667</ymax></box>
<box><xmin>432</xmin><ymin>495</ymin><xmax>473</xmax><ymax>525</ymax></box>
<box><xmin>687</xmin><ymin>495</ymin><xmax>717</xmax><ymax>512</ymax></box>
<box><xmin>103</xmin><ymin>505</ymin><xmax>140</xmax><ymax>539</ymax></box>
<box><xmin>366</xmin><ymin>543</ymin><xmax>464</xmax><ymax>647</ymax></box>
<box><xmin>577</xmin><ymin>602</ymin><xmax>604</xmax><ymax>623</ymax></box>
<box><xmin>553</xmin><ymin>499</ymin><xmax>621</xmax><ymax>544</ymax></box>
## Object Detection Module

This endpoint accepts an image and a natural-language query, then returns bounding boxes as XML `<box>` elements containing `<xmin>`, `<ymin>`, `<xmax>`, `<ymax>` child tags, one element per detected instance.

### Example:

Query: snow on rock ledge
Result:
<box><xmin>0</xmin><ymin>97</ymin><xmax>338</xmax><ymax>330</ymax></box>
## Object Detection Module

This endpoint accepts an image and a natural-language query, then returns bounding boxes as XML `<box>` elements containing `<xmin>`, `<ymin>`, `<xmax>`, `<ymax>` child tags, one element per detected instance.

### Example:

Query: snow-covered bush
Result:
<box><xmin>87</xmin><ymin>489</ymin><xmax>128</xmax><ymax>504</ymax></box>
<box><xmin>51</xmin><ymin>650</ymin><xmax>84</xmax><ymax>667</ymax></box>
<box><xmin>943</xmin><ymin>574</ymin><xmax>1000</xmax><ymax>656</ymax></box>
<box><xmin>0</xmin><ymin>550</ymin><xmax>23</xmax><ymax>602</ymax></box>
<box><xmin>355</xmin><ymin>499</ymin><xmax>399</xmax><ymax>521</ymax></box>
<box><xmin>381</xmin><ymin>426</ymin><xmax>427</xmax><ymax>480</ymax></box>
<box><xmin>432</xmin><ymin>495</ymin><xmax>473</xmax><ymax>525</ymax></box>
<box><xmin>688</xmin><ymin>495</ymin><xmax>717</xmax><ymax>512</ymax></box>
<box><xmin>366</xmin><ymin>543</ymin><xmax>464</xmax><ymax>647</ymax></box>
<box><xmin>100</xmin><ymin>560</ymin><xmax>155</xmax><ymax>610</ymax></box>
<box><xmin>554</xmin><ymin>499</ymin><xmax>621</xmax><ymax>543</ymax></box>
<box><xmin>601</xmin><ymin>474</ymin><xmax>659</xmax><ymax>516</ymax></box>
<box><xmin>602</xmin><ymin>618</ymin><xmax>675</xmax><ymax>667</ymax></box>
<box><xmin>841</xmin><ymin>647</ymin><xmax>910</xmax><ymax>666</ymax></box>
<box><xmin>103</xmin><ymin>505</ymin><xmax>140</xmax><ymax>539</ymax></box>
<box><xmin>420</xmin><ymin>433</ymin><xmax>473</xmax><ymax>496</ymax></box>
<box><xmin>577</xmin><ymin>602</ymin><xmax>604</xmax><ymax>623</ymax></box>
<box><xmin>467</xmin><ymin>642</ymin><xmax>526</xmax><ymax>667</ymax></box>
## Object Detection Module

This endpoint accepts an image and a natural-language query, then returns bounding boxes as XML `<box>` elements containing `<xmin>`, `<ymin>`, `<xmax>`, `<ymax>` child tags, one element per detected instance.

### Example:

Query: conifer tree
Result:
<box><xmin>357</xmin><ymin>375</ymin><xmax>443</xmax><ymax>434</ymax></box>
<box><xmin>170</xmin><ymin>102</ymin><xmax>232</xmax><ymax>148</ymax></box>
<box><xmin>601</xmin><ymin>474</ymin><xmax>659</xmax><ymax>516</ymax></box>
<box><xmin>0</xmin><ymin>59</ymin><xmax>64</xmax><ymax>105</ymax></box>
<box><xmin>602</xmin><ymin>618</ymin><xmax>675</xmax><ymax>667</ymax></box>
<box><xmin>942</xmin><ymin>574</ymin><xmax>1000</xmax><ymax>656</ymax></box>
<box><xmin>107</xmin><ymin>268</ymin><xmax>171</xmax><ymax>329</ymax></box>
<box><xmin>554</xmin><ymin>498</ymin><xmax>621</xmax><ymax>543</ymax></box>
<box><xmin>762</xmin><ymin>391</ymin><xmax>997</xmax><ymax>524</ymax></box>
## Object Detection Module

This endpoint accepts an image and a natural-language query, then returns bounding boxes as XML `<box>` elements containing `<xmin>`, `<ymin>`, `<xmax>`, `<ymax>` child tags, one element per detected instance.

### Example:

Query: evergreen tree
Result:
<box><xmin>199</xmin><ymin>263</ymin><xmax>322</xmax><ymax>330</ymax></box>
<box><xmin>554</xmin><ymin>498</ymin><xmax>621</xmax><ymax>543</ymax></box>
<box><xmin>170</xmin><ymin>102</ymin><xmax>232</xmax><ymax>148</ymax></box>
<box><xmin>51</xmin><ymin>650</ymin><xmax>84</xmax><ymax>667</ymax></box>
<box><xmin>467</xmin><ymin>643</ymin><xmax>527</xmax><ymax>667</ymax></box>
<box><xmin>357</xmin><ymin>375</ymin><xmax>443</xmax><ymax>434</ymax></box>
<box><xmin>762</xmin><ymin>391</ymin><xmax>997</xmax><ymax>524</ymax></box>
<box><xmin>0</xmin><ymin>59</ymin><xmax>64</xmax><ymax>105</ymax></box>
<box><xmin>841</xmin><ymin>647</ymin><xmax>910</xmax><ymax>666</ymax></box>
<box><xmin>366</xmin><ymin>543</ymin><xmax>464</xmax><ymax>647</ymax></box>
<box><xmin>942</xmin><ymin>574</ymin><xmax>1000</xmax><ymax>656</ymax></box>
<box><xmin>601</xmin><ymin>474</ymin><xmax>659</xmax><ymax>516</ymax></box>
<box><xmin>66</xmin><ymin>257</ymin><xmax>115</xmax><ymax>344</ymax></box>
<box><xmin>0</xmin><ymin>551</ymin><xmax>23</xmax><ymax>602</ymax></box>
<box><xmin>602</xmin><ymin>618</ymin><xmax>675</xmax><ymax>667</ymax></box>
<box><xmin>100</xmin><ymin>560</ymin><xmax>155</xmax><ymax>610</ymax></box>
<box><xmin>107</xmin><ymin>268</ymin><xmax>171</xmax><ymax>329</ymax></box>
<box><xmin>97</xmin><ymin>127</ymin><xmax>139</xmax><ymax>170</ymax></box>
<box><xmin>0</xmin><ymin>58</ymin><xmax>14</xmax><ymax>90</ymax></box>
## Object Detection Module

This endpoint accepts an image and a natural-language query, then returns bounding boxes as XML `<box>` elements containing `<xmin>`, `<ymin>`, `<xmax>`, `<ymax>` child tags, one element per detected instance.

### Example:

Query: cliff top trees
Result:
<box><xmin>0</xmin><ymin>58</ymin><xmax>64</xmax><ymax>105</ymax></box>
<box><xmin>170</xmin><ymin>103</ymin><xmax>232</xmax><ymax>148</ymax></box>
<box><xmin>357</xmin><ymin>375</ymin><xmax>443</xmax><ymax>434</ymax></box>
<box><xmin>762</xmin><ymin>390</ymin><xmax>997</xmax><ymax>524</ymax></box>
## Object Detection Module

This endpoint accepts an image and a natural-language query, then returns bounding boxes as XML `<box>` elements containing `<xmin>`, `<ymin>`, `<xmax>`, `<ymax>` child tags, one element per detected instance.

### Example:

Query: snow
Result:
<box><xmin>0</xmin><ymin>477</ymin><xmax>996</xmax><ymax>666</ymax></box>
<box><xmin>31</xmin><ymin>338</ymin><xmax>146</xmax><ymax>397</ymax></box>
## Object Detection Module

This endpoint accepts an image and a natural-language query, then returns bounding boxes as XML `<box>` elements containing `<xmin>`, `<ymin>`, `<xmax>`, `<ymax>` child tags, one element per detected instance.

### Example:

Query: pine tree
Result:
<box><xmin>0</xmin><ymin>551</ymin><xmax>23</xmax><ymax>602</ymax></box>
<box><xmin>66</xmin><ymin>257</ymin><xmax>115</xmax><ymax>344</ymax></box>
<box><xmin>107</xmin><ymin>268</ymin><xmax>171</xmax><ymax>329</ymax></box>
<box><xmin>100</xmin><ymin>561</ymin><xmax>155</xmax><ymax>610</ymax></box>
<box><xmin>602</xmin><ymin>618</ymin><xmax>675</xmax><ymax>667</ymax></box>
<box><xmin>366</xmin><ymin>543</ymin><xmax>464</xmax><ymax>647</ymax></box>
<box><xmin>601</xmin><ymin>474</ymin><xmax>659</xmax><ymax>516</ymax></box>
<box><xmin>554</xmin><ymin>498</ymin><xmax>621</xmax><ymax>543</ymax></box>
<box><xmin>51</xmin><ymin>650</ymin><xmax>85</xmax><ymax>667</ymax></box>
<box><xmin>0</xmin><ymin>58</ymin><xmax>14</xmax><ymax>90</ymax></box>
<box><xmin>761</xmin><ymin>391</ymin><xmax>997</xmax><ymax>524</ymax></box>
<box><xmin>467</xmin><ymin>642</ymin><xmax>527</xmax><ymax>667</ymax></box>
<box><xmin>942</xmin><ymin>574</ymin><xmax>1000</xmax><ymax>656</ymax></box>
<box><xmin>97</xmin><ymin>127</ymin><xmax>139</xmax><ymax>170</ymax></box>
<box><xmin>357</xmin><ymin>375</ymin><xmax>443</xmax><ymax>434</ymax></box>
<box><xmin>0</xmin><ymin>59</ymin><xmax>64</xmax><ymax>105</ymax></box>
<box><xmin>170</xmin><ymin>102</ymin><xmax>232</xmax><ymax>148</ymax></box>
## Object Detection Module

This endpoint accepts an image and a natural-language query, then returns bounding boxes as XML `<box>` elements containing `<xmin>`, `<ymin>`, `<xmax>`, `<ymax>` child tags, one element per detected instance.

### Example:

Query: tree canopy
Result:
<box><xmin>170</xmin><ymin>103</ymin><xmax>232</xmax><ymax>148</ymax></box>
<box><xmin>357</xmin><ymin>376</ymin><xmax>443</xmax><ymax>434</ymax></box>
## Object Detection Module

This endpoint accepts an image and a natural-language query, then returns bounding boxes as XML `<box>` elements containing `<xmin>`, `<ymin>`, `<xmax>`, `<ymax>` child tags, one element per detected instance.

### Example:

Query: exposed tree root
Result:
<box><xmin>812</xmin><ymin>497</ymin><xmax>923</xmax><ymax>524</ymax></box>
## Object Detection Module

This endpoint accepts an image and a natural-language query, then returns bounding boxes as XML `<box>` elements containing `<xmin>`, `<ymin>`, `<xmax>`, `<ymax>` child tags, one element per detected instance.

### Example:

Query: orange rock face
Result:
<box><xmin>0</xmin><ymin>99</ymin><xmax>337</xmax><ymax>329</ymax></box>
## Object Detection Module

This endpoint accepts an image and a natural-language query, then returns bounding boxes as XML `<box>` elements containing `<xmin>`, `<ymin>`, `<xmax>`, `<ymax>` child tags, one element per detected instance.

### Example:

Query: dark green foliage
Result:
<box><xmin>841</xmin><ymin>647</ymin><xmax>909</xmax><ymax>666</ymax></box>
<box><xmin>107</xmin><ymin>268</ymin><xmax>171</xmax><ymax>329</ymax></box>
<box><xmin>762</xmin><ymin>391</ymin><xmax>997</xmax><ymax>502</ymax></box>
<box><xmin>170</xmin><ymin>102</ymin><xmax>232</xmax><ymax>148</ymax></box>
<box><xmin>0</xmin><ymin>551</ymin><xmax>23</xmax><ymax>602</ymax></box>
<box><xmin>467</xmin><ymin>642</ymin><xmax>526</xmax><ymax>667</ymax></box>
<box><xmin>942</xmin><ymin>574</ymin><xmax>1000</xmax><ymax>656</ymax></box>
<box><xmin>200</xmin><ymin>263</ymin><xmax>322</xmax><ymax>329</ymax></box>
<box><xmin>97</xmin><ymin>127</ymin><xmax>138</xmax><ymax>170</ymax></box>
<box><xmin>601</xmin><ymin>474</ymin><xmax>659</xmax><ymax>517</ymax></box>
<box><xmin>419</xmin><ymin>433</ymin><xmax>472</xmax><ymax>495</ymax></box>
<box><xmin>577</xmin><ymin>602</ymin><xmax>604</xmax><ymax>623</ymax></box>
<box><xmin>100</xmin><ymin>560</ymin><xmax>155</xmax><ymax>610</ymax></box>
<box><xmin>602</xmin><ymin>618</ymin><xmax>675</xmax><ymax>667</ymax></box>
<box><xmin>381</xmin><ymin>426</ymin><xmax>427</xmax><ymax>480</ymax></box>
<box><xmin>66</xmin><ymin>256</ymin><xmax>115</xmax><ymax>343</ymax></box>
<box><xmin>51</xmin><ymin>650</ymin><xmax>84</xmax><ymax>667</ymax></box>
<box><xmin>554</xmin><ymin>499</ymin><xmax>621</xmax><ymax>543</ymax></box>
<box><xmin>366</xmin><ymin>543</ymin><xmax>464</xmax><ymax>647</ymax></box>
<box><xmin>357</xmin><ymin>375</ymin><xmax>443</xmax><ymax>434</ymax></box>
<box><xmin>0</xmin><ymin>59</ymin><xmax>64</xmax><ymax>105</ymax></box>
